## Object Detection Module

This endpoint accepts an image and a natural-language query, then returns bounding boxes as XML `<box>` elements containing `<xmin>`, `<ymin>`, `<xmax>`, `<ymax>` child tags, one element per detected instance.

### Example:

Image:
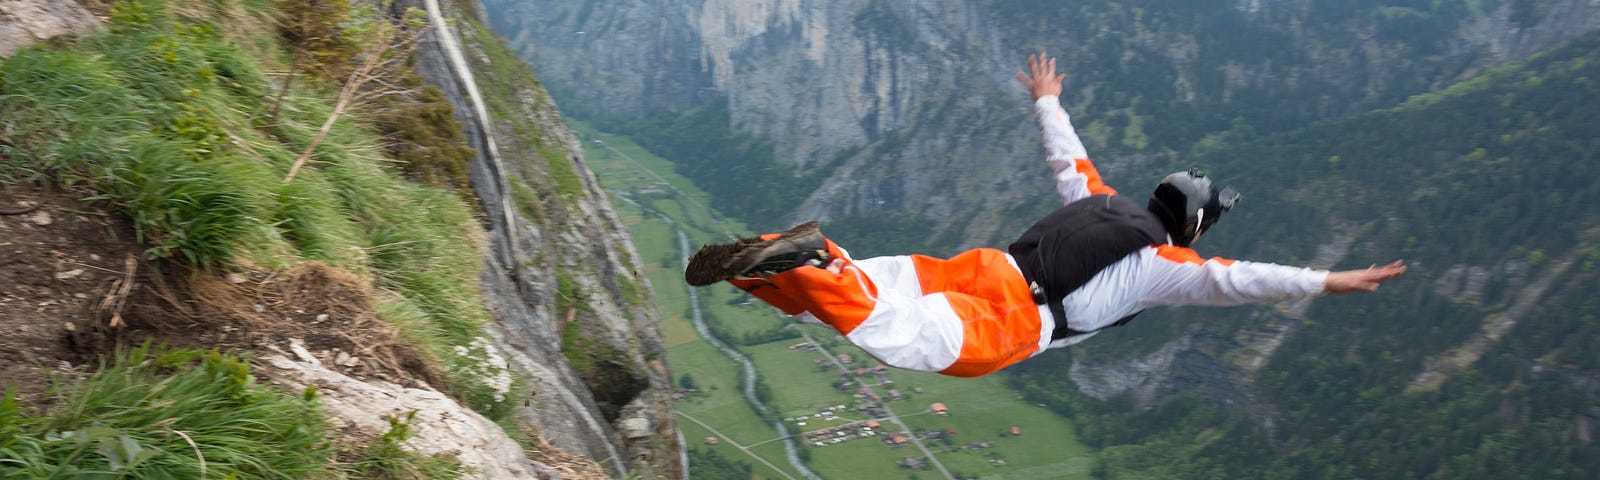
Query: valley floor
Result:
<box><xmin>577</xmin><ymin>122</ymin><xmax>1098</xmax><ymax>480</ymax></box>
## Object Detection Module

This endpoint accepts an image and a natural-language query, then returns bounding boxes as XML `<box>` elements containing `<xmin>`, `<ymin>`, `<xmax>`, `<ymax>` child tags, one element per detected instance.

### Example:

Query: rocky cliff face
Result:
<box><xmin>0</xmin><ymin>0</ymin><xmax>100</xmax><ymax>58</ymax></box>
<box><xmin>485</xmin><ymin>0</ymin><xmax>1034</xmax><ymax>247</ymax></box>
<box><xmin>483</xmin><ymin>0</ymin><xmax>1600</xmax><ymax>249</ymax></box>
<box><xmin>405</xmin><ymin>0</ymin><xmax>680</xmax><ymax>477</ymax></box>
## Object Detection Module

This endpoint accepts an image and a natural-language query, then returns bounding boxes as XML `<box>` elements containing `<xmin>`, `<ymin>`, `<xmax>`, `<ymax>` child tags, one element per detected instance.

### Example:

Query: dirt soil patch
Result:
<box><xmin>0</xmin><ymin>181</ymin><xmax>143</xmax><ymax>404</ymax></box>
<box><xmin>0</xmin><ymin>180</ymin><xmax>440</xmax><ymax>410</ymax></box>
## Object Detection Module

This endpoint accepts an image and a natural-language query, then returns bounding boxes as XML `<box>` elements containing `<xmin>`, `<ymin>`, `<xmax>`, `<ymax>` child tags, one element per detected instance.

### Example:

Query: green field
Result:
<box><xmin>678</xmin><ymin>416</ymin><xmax>797</xmax><ymax>480</ymax></box>
<box><xmin>575</xmin><ymin>120</ymin><xmax>1094</xmax><ymax>479</ymax></box>
<box><xmin>669</xmin><ymin>340</ymin><xmax>806</xmax><ymax>480</ymax></box>
<box><xmin>742</xmin><ymin>338</ymin><xmax>860</xmax><ymax>416</ymax></box>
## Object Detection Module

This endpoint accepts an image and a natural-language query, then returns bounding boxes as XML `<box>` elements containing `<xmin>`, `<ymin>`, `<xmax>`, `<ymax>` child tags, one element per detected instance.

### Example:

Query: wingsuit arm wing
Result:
<box><xmin>1019</xmin><ymin>53</ymin><xmax>1117</xmax><ymax>205</ymax></box>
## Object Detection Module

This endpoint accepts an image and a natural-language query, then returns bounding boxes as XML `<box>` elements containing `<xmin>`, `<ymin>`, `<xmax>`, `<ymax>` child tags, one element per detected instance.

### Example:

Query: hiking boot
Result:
<box><xmin>684</xmin><ymin>221</ymin><xmax>829</xmax><ymax>286</ymax></box>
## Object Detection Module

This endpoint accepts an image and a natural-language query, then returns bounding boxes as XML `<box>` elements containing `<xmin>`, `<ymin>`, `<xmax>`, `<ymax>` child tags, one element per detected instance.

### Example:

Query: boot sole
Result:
<box><xmin>684</xmin><ymin>221</ymin><xmax>821</xmax><ymax>286</ymax></box>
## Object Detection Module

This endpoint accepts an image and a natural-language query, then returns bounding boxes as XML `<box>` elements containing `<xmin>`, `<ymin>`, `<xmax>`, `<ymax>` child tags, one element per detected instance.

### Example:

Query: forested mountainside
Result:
<box><xmin>486</xmin><ymin>0</ymin><xmax>1600</xmax><ymax>250</ymax></box>
<box><xmin>481</xmin><ymin>1</ymin><xmax>1600</xmax><ymax>479</ymax></box>
<box><xmin>1006</xmin><ymin>33</ymin><xmax>1600</xmax><ymax>478</ymax></box>
<box><xmin>0</xmin><ymin>0</ymin><xmax>676</xmax><ymax>477</ymax></box>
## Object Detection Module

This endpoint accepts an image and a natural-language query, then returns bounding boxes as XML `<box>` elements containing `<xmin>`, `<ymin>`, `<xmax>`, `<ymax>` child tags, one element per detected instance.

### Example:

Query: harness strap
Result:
<box><xmin>1038</xmin><ymin>280</ymin><xmax>1140</xmax><ymax>340</ymax></box>
<box><xmin>1011</xmin><ymin>194</ymin><xmax>1165</xmax><ymax>341</ymax></box>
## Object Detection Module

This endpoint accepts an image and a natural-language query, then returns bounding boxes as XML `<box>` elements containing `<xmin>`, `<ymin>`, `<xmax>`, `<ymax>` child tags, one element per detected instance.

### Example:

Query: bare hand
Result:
<box><xmin>1016</xmin><ymin>52</ymin><xmax>1065</xmax><ymax>101</ymax></box>
<box><xmin>1324</xmin><ymin>260</ymin><xmax>1407</xmax><ymax>294</ymax></box>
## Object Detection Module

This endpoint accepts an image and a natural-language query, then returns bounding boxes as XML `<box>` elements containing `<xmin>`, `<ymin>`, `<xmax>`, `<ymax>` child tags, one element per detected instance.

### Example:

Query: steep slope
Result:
<box><xmin>404</xmin><ymin>0</ymin><xmax>680</xmax><ymax>475</ymax></box>
<box><xmin>0</xmin><ymin>0</ymin><xmax>678</xmax><ymax>478</ymax></box>
<box><xmin>486</xmin><ymin>0</ymin><xmax>1600</xmax><ymax>250</ymax></box>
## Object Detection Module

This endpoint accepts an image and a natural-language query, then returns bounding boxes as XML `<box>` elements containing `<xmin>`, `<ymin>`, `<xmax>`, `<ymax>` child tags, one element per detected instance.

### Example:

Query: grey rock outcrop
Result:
<box><xmin>405</xmin><ymin>0</ymin><xmax>679</xmax><ymax>477</ymax></box>
<box><xmin>0</xmin><ymin>0</ymin><xmax>99</xmax><ymax>58</ymax></box>
<box><xmin>263</xmin><ymin>355</ymin><xmax>563</xmax><ymax>480</ymax></box>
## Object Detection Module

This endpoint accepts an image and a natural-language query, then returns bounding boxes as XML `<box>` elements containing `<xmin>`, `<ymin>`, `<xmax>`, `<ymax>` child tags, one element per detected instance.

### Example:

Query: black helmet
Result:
<box><xmin>1147</xmin><ymin>170</ymin><xmax>1240</xmax><ymax>247</ymax></box>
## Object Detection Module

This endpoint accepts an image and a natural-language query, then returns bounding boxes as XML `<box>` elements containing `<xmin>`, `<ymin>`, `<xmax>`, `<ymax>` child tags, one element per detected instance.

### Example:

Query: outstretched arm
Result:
<box><xmin>1139</xmin><ymin>249</ymin><xmax>1406</xmax><ymax>308</ymax></box>
<box><xmin>1324</xmin><ymin>260</ymin><xmax>1407</xmax><ymax>294</ymax></box>
<box><xmin>1018</xmin><ymin>53</ymin><xmax>1116</xmax><ymax>205</ymax></box>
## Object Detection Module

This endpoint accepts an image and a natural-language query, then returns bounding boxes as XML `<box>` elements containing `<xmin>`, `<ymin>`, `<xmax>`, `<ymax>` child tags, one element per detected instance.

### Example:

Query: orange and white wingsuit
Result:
<box><xmin>731</xmin><ymin>95</ymin><xmax>1329</xmax><ymax>377</ymax></box>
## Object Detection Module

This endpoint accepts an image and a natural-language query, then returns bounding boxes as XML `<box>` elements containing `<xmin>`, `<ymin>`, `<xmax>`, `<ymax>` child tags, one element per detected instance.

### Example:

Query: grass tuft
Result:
<box><xmin>1</xmin><ymin>0</ymin><xmax>511</xmax><ymax>422</ymax></box>
<box><xmin>0</xmin><ymin>345</ymin><xmax>335</xmax><ymax>478</ymax></box>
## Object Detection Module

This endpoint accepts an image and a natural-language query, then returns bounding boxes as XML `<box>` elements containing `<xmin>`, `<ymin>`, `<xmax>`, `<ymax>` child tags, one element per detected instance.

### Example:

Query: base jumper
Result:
<box><xmin>685</xmin><ymin>53</ymin><xmax>1406</xmax><ymax>378</ymax></box>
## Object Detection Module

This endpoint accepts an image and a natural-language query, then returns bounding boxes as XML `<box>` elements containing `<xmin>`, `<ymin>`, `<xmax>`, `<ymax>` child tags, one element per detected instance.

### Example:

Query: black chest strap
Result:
<box><xmin>1010</xmin><ymin>195</ymin><xmax>1166</xmax><ymax>340</ymax></box>
<box><xmin>1033</xmin><ymin>281</ymin><xmax>1142</xmax><ymax>340</ymax></box>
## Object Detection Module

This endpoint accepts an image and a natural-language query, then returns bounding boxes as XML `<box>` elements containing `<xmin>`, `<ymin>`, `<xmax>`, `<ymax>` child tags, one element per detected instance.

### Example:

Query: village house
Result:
<box><xmin>931</xmin><ymin>402</ymin><xmax>949</xmax><ymax>415</ymax></box>
<box><xmin>889</xmin><ymin>434</ymin><xmax>909</xmax><ymax>447</ymax></box>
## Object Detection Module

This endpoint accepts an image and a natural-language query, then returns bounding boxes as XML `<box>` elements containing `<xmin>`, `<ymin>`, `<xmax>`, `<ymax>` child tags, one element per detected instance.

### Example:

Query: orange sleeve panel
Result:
<box><xmin>765</xmin><ymin>263</ymin><xmax>878</xmax><ymax>335</ymax></box>
<box><xmin>1075</xmin><ymin>158</ymin><xmax>1119</xmax><ymax>196</ymax></box>
<box><xmin>1154</xmin><ymin>244</ymin><xmax>1237</xmax><ymax>266</ymax></box>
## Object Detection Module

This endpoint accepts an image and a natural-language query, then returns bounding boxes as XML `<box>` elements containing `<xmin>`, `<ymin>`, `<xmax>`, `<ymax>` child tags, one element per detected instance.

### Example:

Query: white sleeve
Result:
<box><xmin>1139</xmin><ymin>246</ymin><xmax>1329</xmax><ymax>307</ymax></box>
<box><xmin>1048</xmin><ymin>246</ymin><xmax>1329</xmax><ymax>347</ymax></box>
<box><xmin>1034</xmin><ymin>96</ymin><xmax>1117</xmax><ymax>205</ymax></box>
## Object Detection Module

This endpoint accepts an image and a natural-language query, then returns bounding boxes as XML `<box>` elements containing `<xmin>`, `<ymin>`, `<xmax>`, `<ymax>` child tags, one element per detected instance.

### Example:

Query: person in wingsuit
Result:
<box><xmin>686</xmin><ymin>53</ymin><xmax>1406</xmax><ymax>377</ymax></box>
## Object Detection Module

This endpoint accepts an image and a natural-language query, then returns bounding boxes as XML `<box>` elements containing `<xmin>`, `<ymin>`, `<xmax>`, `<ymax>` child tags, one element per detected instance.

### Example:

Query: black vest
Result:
<box><xmin>1008</xmin><ymin>194</ymin><xmax>1168</xmax><ymax>340</ymax></box>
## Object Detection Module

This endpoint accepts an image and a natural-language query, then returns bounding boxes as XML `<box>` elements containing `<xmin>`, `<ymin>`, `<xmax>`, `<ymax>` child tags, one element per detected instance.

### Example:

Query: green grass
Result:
<box><xmin>507</xmin><ymin>175</ymin><xmax>549</xmax><ymax>222</ymax></box>
<box><xmin>893</xmin><ymin>375</ymin><xmax>1094</xmax><ymax>480</ymax></box>
<box><xmin>539</xmin><ymin>142</ymin><xmax>586</xmax><ymax>200</ymax></box>
<box><xmin>617</xmin><ymin>272</ymin><xmax>651</xmax><ymax>307</ymax></box>
<box><xmin>743</xmin><ymin>340</ymin><xmax>860</xmax><ymax>414</ymax></box>
<box><xmin>670</xmin><ymin>341</ymin><xmax>807</xmax><ymax>479</ymax></box>
<box><xmin>668</xmin><ymin>343</ymin><xmax>772</xmax><ymax>440</ymax></box>
<box><xmin>0</xmin><ymin>0</ymin><xmax>507</xmax><ymax>420</ymax></box>
<box><xmin>0</xmin><ymin>345</ymin><xmax>336</xmax><ymax>478</ymax></box>
<box><xmin>677</xmin><ymin>416</ymin><xmax>797</xmax><ymax>480</ymax></box>
<box><xmin>748</xmin><ymin>441</ymin><xmax>804</xmax><ymax>479</ymax></box>
<box><xmin>0</xmin><ymin>345</ymin><xmax>470</xmax><ymax>479</ymax></box>
<box><xmin>571</xmin><ymin>120</ymin><xmax>726</xmax><ymax>230</ymax></box>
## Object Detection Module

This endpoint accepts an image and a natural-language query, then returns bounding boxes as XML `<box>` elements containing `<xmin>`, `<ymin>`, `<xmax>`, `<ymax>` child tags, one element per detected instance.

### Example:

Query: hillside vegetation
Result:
<box><xmin>487</xmin><ymin>0</ymin><xmax>1600</xmax><ymax>252</ymax></box>
<box><xmin>1007</xmin><ymin>32</ymin><xmax>1600</xmax><ymax>479</ymax></box>
<box><xmin>493</xmin><ymin>1</ymin><xmax>1600</xmax><ymax>478</ymax></box>
<box><xmin>0</xmin><ymin>0</ymin><xmax>533</xmax><ymax>476</ymax></box>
